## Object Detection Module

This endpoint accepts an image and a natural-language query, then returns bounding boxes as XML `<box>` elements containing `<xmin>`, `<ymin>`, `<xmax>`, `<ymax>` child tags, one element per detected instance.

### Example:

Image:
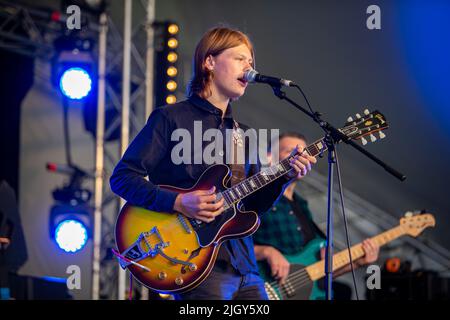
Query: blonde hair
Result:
<box><xmin>187</xmin><ymin>26</ymin><xmax>255</xmax><ymax>98</ymax></box>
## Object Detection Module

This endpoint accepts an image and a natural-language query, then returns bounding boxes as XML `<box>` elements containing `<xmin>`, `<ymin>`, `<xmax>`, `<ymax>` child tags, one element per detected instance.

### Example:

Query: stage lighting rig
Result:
<box><xmin>51</xmin><ymin>34</ymin><xmax>95</xmax><ymax>100</ymax></box>
<box><xmin>46</xmin><ymin>162</ymin><xmax>93</xmax><ymax>253</ymax></box>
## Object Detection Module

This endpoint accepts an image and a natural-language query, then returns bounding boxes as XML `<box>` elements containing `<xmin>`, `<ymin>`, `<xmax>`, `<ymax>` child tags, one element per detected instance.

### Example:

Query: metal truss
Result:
<box><xmin>0</xmin><ymin>0</ymin><xmax>156</xmax><ymax>300</ymax></box>
<box><xmin>93</xmin><ymin>0</ymin><xmax>156</xmax><ymax>300</ymax></box>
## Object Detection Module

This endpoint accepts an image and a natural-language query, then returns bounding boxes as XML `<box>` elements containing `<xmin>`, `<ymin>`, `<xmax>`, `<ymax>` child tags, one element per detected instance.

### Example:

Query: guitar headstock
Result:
<box><xmin>400</xmin><ymin>212</ymin><xmax>435</xmax><ymax>237</ymax></box>
<box><xmin>340</xmin><ymin>109</ymin><xmax>388</xmax><ymax>145</ymax></box>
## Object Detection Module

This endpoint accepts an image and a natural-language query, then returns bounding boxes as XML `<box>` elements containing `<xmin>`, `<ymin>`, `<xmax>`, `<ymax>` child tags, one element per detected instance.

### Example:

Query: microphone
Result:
<box><xmin>243</xmin><ymin>69</ymin><xmax>295</xmax><ymax>87</ymax></box>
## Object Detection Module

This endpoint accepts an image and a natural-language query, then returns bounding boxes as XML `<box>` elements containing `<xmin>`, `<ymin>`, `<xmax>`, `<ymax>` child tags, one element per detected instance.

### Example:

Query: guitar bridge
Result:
<box><xmin>117</xmin><ymin>226</ymin><xmax>168</xmax><ymax>269</ymax></box>
<box><xmin>117</xmin><ymin>226</ymin><xmax>196</xmax><ymax>271</ymax></box>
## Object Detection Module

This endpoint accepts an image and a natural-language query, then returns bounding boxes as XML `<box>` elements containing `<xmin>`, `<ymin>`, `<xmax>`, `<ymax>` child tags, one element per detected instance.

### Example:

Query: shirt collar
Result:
<box><xmin>188</xmin><ymin>94</ymin><xmax>233</xmax><ymax>119</ymax></box>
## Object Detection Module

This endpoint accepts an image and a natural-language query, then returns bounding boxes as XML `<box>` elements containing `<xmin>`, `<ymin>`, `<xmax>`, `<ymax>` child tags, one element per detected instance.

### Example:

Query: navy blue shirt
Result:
<box><xmin>110</xmin><ymin>94</ymin><xmax>288</xmax><ymax>275</ymax></box>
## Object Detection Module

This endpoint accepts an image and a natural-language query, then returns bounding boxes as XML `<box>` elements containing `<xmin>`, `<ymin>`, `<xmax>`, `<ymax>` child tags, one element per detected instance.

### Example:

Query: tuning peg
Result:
<box><xmin>379</xmin><ymin>131</ymin><xmax>386</xmax><ymax>139</ymax></box>
<box><xmin>370</xmin><ymin>134</ymin><xmax>377</xmax><ymax>142</ymax></box>
<box><xmin>347</xmin><ymin>116</ymin><xmax>353</xmax><ymax>122</ymax></box>
<box><xmin>404</xmin><ymin>211</ymin><xmax>413</xmax><ymax>218</ymax></box>
<box><xmin>355</xmin><ymin>113</ymin><xmax>361</xmax><ymax>119</ymax></box>
<box><xmin>364</xmin><ymin>109</ymin><xmax>370</xmax><ymax>115</ymax></box>
<box><xmin>361</xmin><ymin>137</ymin><xmax>368</xmax><ymax>145</ymax></box>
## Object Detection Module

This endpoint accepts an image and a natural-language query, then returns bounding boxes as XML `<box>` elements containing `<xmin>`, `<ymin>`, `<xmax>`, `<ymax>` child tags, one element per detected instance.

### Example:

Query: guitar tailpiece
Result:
<box><xmin>111</xmin><ymin>248</ymin><xmax>151</xmax><ymax>272</ymax></box>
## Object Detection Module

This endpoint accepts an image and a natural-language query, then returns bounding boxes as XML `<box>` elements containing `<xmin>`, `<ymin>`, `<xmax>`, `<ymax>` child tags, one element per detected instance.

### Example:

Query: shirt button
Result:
<box><xmin>289</xmin><ymin>210</ymin><xmax>294</xmax><ymax>215</ymax></box>
<box><xmin>272</xmin><ymin>207</ymin><xmax>277</xmax><ymax>212</ymax></box>
<box><xmin>297</xmin><ymin>226</ymin><xmax>302</xmax><ymax>231</ymax></box>
<box><xmin>218</xmin><ymin>150</ymin><xmax>224</xmax><ymax>156</ymax></box>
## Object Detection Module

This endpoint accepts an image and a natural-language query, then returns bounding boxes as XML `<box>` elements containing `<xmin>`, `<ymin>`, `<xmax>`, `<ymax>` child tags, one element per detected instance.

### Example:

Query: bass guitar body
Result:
<box><xmin>259</xmin><ymin>238</ymin><xmax>326</xmax><ymax>300</ymax></box>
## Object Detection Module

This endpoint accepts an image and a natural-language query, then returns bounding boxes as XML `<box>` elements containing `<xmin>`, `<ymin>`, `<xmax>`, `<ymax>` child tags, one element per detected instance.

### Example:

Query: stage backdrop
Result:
<box><xmin>17</xmin><ymin>0</ymin><xmax>449</xmax><ymax>299</ymax></box>
<box><xmin>155</xmin><ymin>0</ymin><xmax>450</xmax><ymax>247</ymax></box>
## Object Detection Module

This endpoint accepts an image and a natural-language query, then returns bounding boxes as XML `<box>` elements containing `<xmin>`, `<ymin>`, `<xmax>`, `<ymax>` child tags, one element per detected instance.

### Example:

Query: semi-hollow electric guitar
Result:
<box><xmin>259</xmin><ymin>213</ymin><xmax>435</xmax><ymax>300</ymax></box>
<box><xmin>114</xmin><ymin>109</ymin><xmax>388</xmax><ymax>294</ymax></box>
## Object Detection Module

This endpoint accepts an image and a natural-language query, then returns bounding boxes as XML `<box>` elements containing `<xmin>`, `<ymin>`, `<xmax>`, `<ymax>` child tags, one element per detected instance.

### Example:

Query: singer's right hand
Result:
<box><xmin>173</xmin><ymin>186</ymin><xmax>224</xmax><ymax>223</ymax></box>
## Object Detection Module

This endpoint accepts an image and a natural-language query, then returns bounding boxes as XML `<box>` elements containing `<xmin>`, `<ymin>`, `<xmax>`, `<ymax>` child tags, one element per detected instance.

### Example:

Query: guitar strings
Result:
<box><xmin>267</xmin><ymin>252</ymin><xmax>365</xmax><ymax>298</ymax></box>
<box><xmin>268</xmin><ymin>268</ymin><xmax>308</xmax><ymax>287</ymax></box>
<box><xmin>270</xmin><ymin>276</ymin><xmax>311</xmax><ymax>299</ymax></box>
<box><xmin>268</xmin><ymin>248</ymin><xmax>368</xmax><ymax>294</ymax></box>
<box><xmin>268</xmin><ymin>268</ymin><xmax>312</xmax><ymax>298</ymax></box>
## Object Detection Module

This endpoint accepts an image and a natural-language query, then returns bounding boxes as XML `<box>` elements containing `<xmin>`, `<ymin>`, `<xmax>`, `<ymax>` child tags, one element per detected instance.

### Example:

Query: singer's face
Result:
<box><xmin>207</xmin><ymin>44</ymin><xmax>253</xmax><ymax>100</ymax></box>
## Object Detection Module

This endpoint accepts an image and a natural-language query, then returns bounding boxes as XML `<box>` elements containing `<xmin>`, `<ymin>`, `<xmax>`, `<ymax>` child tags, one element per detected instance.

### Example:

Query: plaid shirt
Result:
<box><xmin>253</xmin><ymin>193</ymin><xmax>324</xmax><ymax>255</ymax></box>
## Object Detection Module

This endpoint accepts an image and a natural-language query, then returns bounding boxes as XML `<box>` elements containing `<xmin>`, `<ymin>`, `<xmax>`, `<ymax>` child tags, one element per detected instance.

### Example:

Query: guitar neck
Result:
<box><xmin>220</xmin><ymin>110</ymin><xmax>388</xmax><ymax>207</ymax></box>
<box><xmin>221</xmin><ymin>138</ymin><xmax>328</xmax><ymax>206</ymax></box>
<box><xmin>306</xmin><ymin>225</ymin><xmax>406</xmax><ymax>281</ymax></box>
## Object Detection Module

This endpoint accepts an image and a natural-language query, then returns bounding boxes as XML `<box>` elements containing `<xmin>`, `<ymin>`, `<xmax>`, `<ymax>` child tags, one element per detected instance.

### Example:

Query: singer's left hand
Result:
<box><xmin>286</xmin><ymin>145</ymin><xmax>317</xmax><ymax>179</ymax></box>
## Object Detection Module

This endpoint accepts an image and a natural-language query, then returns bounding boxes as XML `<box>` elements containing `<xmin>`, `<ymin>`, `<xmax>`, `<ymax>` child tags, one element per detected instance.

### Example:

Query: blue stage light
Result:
<box><xmin>54</xmin><ymin>219</ymin><xmax>88</xmax><ymax>253</ymax></box>
<box><xmin>59</xmin><ymin>67</ymin><xmax>92</xmax><ymax>100</ymax></box>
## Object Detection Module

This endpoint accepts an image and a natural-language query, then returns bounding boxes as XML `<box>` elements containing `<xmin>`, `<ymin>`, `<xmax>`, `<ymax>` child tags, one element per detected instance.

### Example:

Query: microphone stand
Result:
<box><xmin>270</xmin><ymin>84</ymin><xmax>406</xmax><ymax>300</ymax></box>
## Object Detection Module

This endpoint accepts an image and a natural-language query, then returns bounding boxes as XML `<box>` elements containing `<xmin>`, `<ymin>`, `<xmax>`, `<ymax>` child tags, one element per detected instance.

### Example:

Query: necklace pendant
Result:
<box><xmin>233</xmin><ymin>130</ymin><xmax>243</xmax><ymax>147</ymax></box>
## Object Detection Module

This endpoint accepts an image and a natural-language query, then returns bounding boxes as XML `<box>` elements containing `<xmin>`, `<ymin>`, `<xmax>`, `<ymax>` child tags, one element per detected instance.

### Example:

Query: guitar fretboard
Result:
<box><xmin>306</xmin><ymin>225</ymin><xmax>406</xmax><ymax>281</ymax></box>
<box><xmin>220</xmin><ymin>138</ymin><xmax>328</xmax><ymax>208</ymax></box>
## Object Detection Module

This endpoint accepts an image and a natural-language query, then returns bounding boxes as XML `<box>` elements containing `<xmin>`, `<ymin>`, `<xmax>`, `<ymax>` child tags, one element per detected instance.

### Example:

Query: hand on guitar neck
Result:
<box><xmin>285</xmin><ymin>145</ymin><xmax>317</xmax><ymax>180</ymax></box>
<box><xmin>319</xmin><ymin>239</ymin><xmax>380</xmax><ymax>277</ymax></box>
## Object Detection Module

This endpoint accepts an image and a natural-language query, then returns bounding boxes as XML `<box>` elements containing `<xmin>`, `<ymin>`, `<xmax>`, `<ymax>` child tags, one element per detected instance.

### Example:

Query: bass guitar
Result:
<box><xmin>259</xmin><ymin>213</ymin><xmax>435</xmax><ymax>300</ymax></box>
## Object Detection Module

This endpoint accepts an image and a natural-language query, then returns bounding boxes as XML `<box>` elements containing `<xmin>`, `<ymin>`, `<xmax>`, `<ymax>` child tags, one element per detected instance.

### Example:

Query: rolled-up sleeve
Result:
<box><xmin>109</xmin><ymin>109</ymin><xmax>178</xmax><ymax>213</ymax></box>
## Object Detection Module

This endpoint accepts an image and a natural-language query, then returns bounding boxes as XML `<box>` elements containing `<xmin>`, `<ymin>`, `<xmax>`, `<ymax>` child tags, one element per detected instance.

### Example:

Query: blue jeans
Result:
<box><xmin>174</xmin><ymin>265</ymin><xmax>268</xmax><ymax>300</ymax></box>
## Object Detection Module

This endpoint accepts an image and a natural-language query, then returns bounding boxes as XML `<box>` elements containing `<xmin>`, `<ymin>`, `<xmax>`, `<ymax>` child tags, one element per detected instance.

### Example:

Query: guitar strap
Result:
<box><xmin>217</xmin><ymin>120</ymin><xmax>247</xmax><ymax>265</ymax></box>
<box><xmin>228</xmin><ymin>120</ymin><xmax>246</xmax><ymax>186</ymax></box>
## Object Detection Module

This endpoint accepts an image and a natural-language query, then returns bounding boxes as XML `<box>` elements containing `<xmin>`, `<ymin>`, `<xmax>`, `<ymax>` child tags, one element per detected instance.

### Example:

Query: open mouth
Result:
<box><xmin>237</xmin><ymin>78</ymin><xmax>248</xmax><ymax>86</ymax></box>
